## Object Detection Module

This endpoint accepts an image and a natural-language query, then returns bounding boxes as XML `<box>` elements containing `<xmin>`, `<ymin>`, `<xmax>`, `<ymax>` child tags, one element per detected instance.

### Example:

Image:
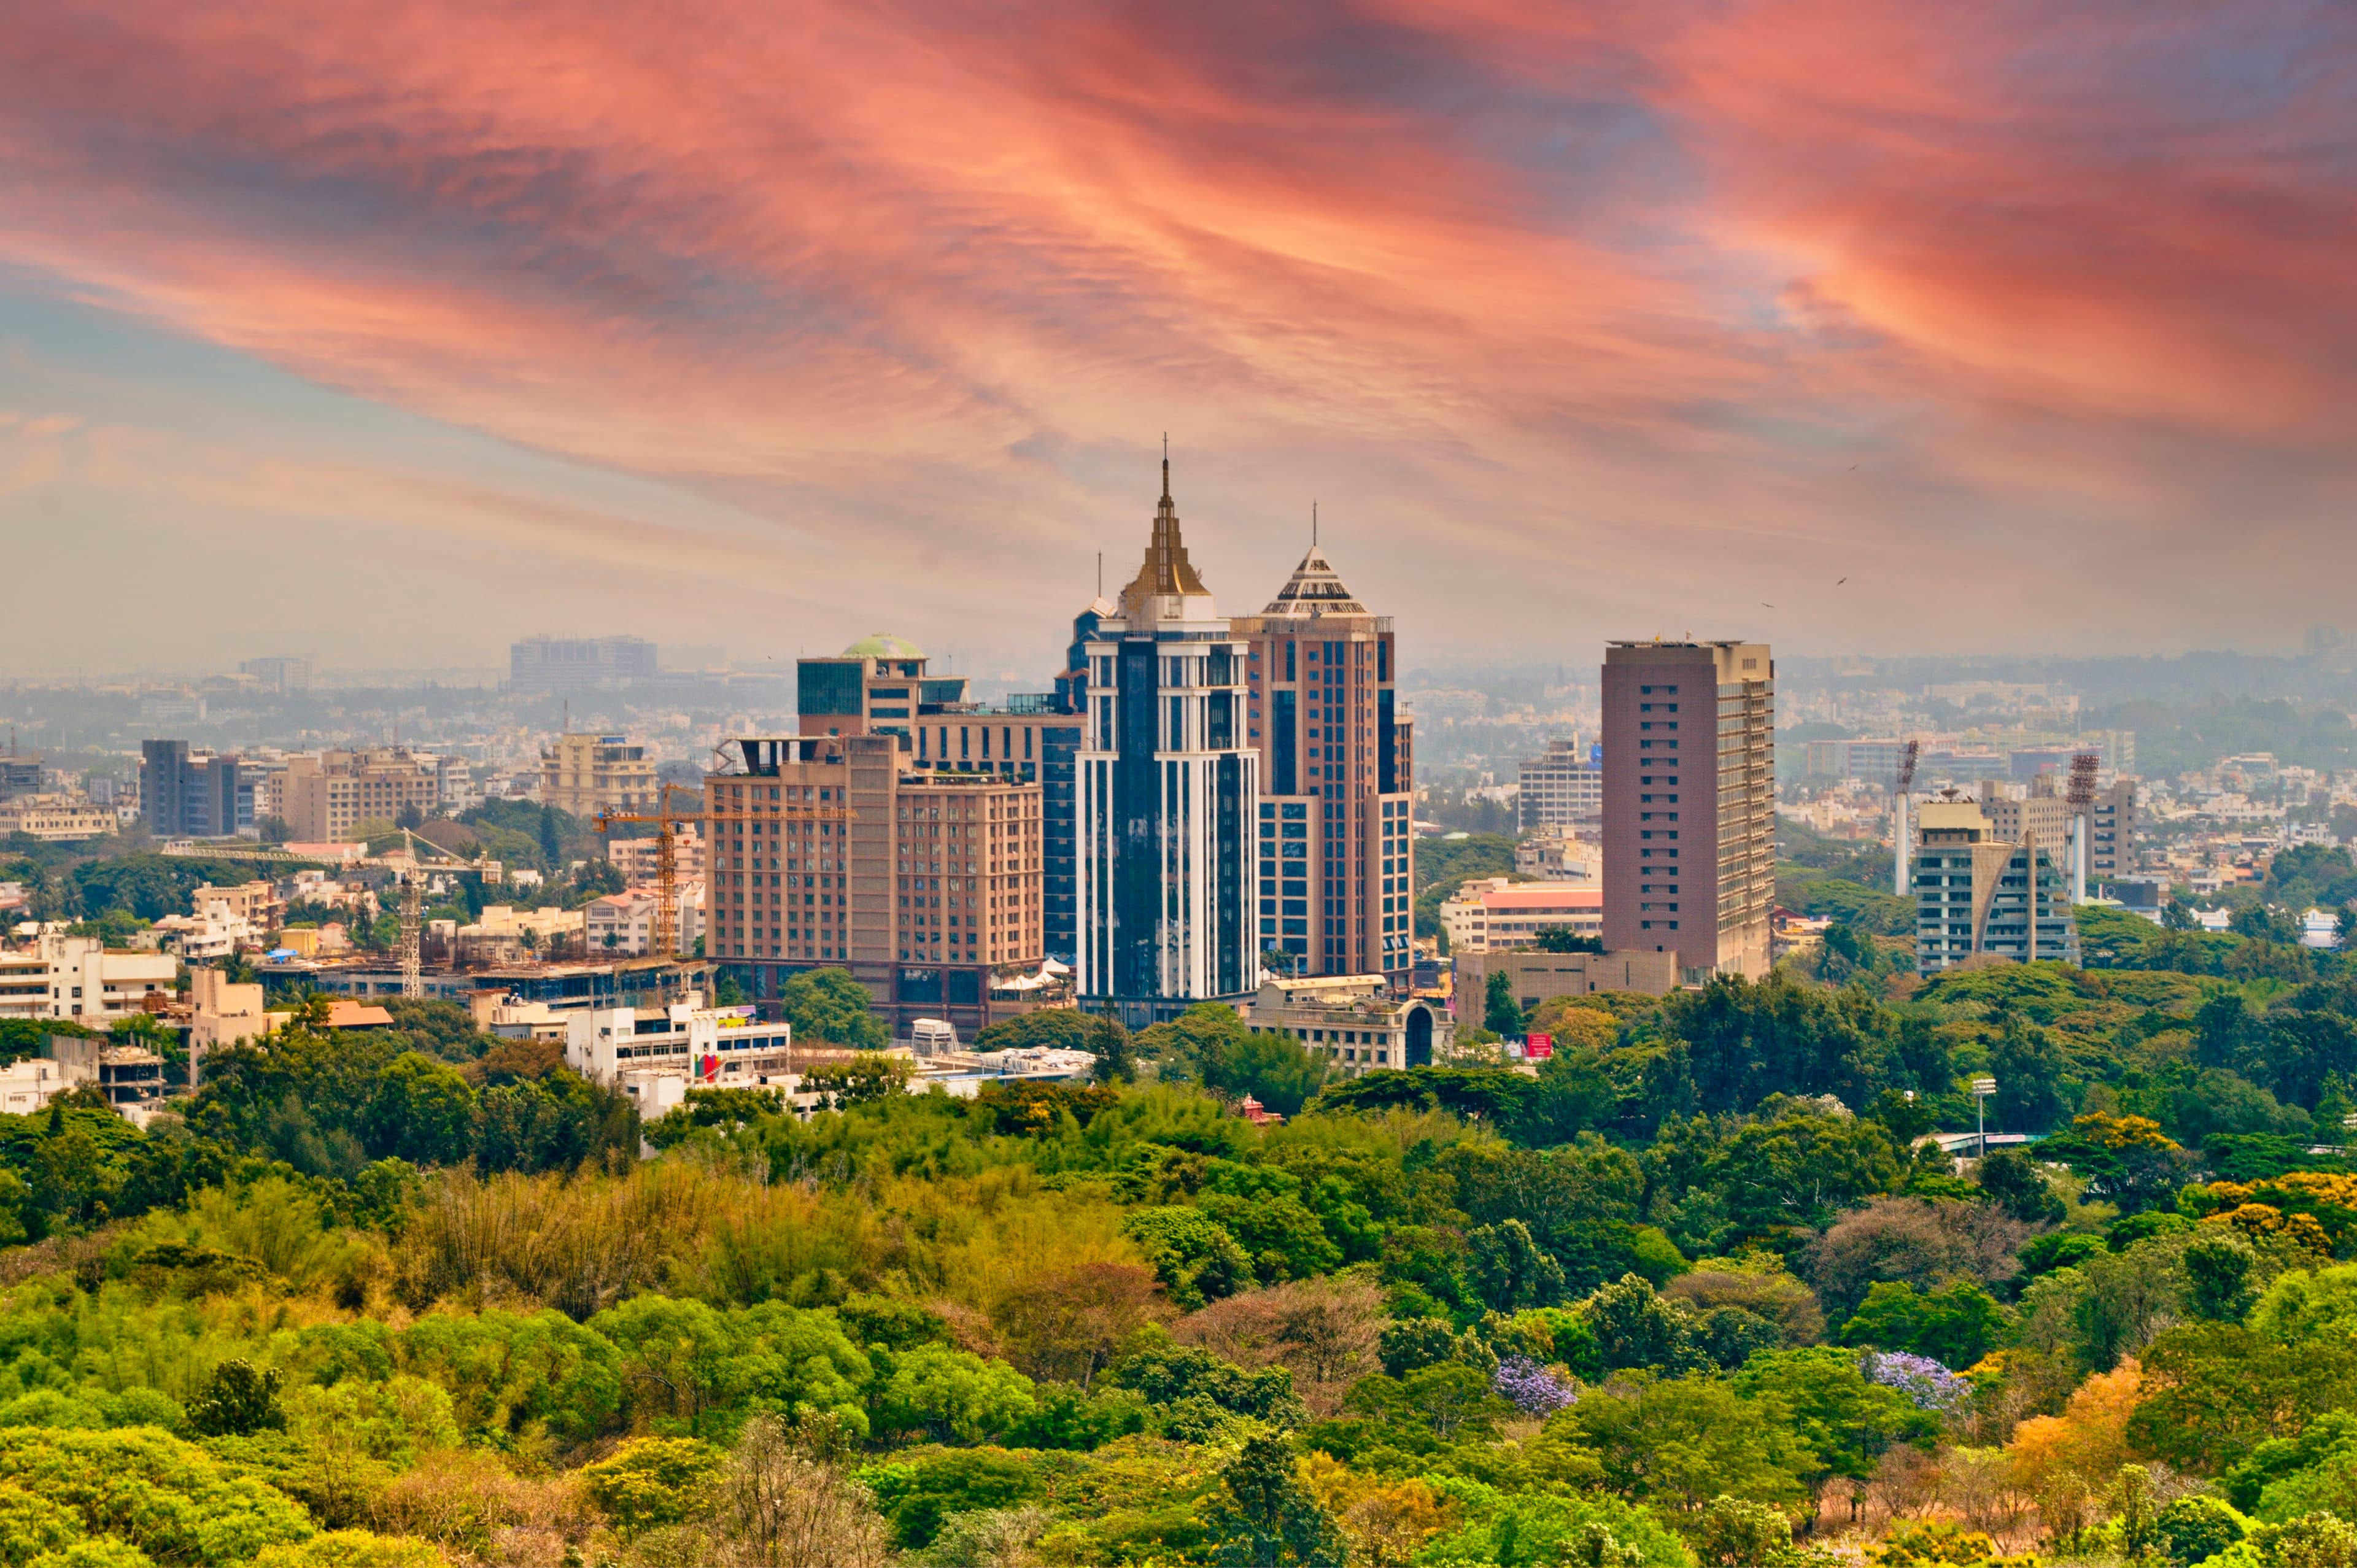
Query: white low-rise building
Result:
<box><xmin>586</xmin><ymin>891</ymin><xmax>663</xmax><ymax>956</ymax></box>
<box><xmin>1437</xmin><ymin>879</ymin><xmax>1603</xmax><ymax>954</ymax></box>
<box><xmin>145</xmin><ymin>907</ymin><xmax>259</xmax><ymax>961</ymax></box>
<box><xmin>563</xmin><ymin>996</ymin><xmax>796</xmax><ymax>1118</ymax></box>
<box><xmin>0</xmin><ymin>936</ymin><xmax>179</xmax><ymax>1022</ymax></box>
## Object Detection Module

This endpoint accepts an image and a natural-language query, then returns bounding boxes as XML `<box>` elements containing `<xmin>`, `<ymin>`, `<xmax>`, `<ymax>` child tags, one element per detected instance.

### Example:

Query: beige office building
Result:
<box><xmin>1600</xmin><ymin>640</ymin><xmax>1775</xmax><ymax>984</ymax></box>
<box><xmin>282</xmin><ymin>750</ymin><xmax>443</xmax><ymax>841</ymax></box>
<box><xmin>704</xmin><ymin>735</ymin><xmax>1043</xmax><ymax>1037</ymax></box>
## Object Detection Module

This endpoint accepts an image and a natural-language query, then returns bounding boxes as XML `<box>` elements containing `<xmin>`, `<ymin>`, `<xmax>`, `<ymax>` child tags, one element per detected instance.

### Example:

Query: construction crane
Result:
<box><xmin>358</xmin><ymin>828</ymin><xmax>500</xmax><ymax>999</ymax></box>
<box><xmin>595</xmin><ymin>782</ymin><xmax>855</xmax><ymax>961</ymax></box>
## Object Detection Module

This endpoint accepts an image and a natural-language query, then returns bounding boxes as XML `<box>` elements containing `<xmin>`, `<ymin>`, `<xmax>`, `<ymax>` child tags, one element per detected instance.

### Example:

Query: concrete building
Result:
<box><xmin>540</xmin><ymin>733</ymin><xmax>659</xmax><ymax>820</ymax></box>
<box><xmin>239</xmin><ymin>656</ymin><xmax>312</xmax><ymax>692</ymax></box>
<box><xmin>586</xmin><ymin>890</ymin><xmax>664</xmax><ymax>956</ymax></box>
<box><xmin>147</xmin><ymin>906</ymin><xmax>258</xmax><ymax>961</ymax></box>
<box><xmin>1601</xmin><ymin>641</ymin><xmax>1776</xmax><ymax>984</ymax></box>
<box><xmin>45</xmin><ymin>1034</ymin><xmax>169</xmax><ymax>1115</ymax></box>
<box><xmin>0</xmin><ymin>795</ymin><xmax>118</xmax><ymax>841</ymax></box>
<box><xmin>1911</xmin><ymin>795</ymin><xmax>2080</xmax><ymax>976</ymax></box>
<box><xmin>141</xmin><ymin>740</ymin><xmax>255</xmax><ymax>838</ymax></box>
<box><xmin>1802</xmin><ymin>738</ymin><xmax>1918</xmax><ymax>788</ymax></box>
<box><xmin>449</xmin><ymin>904</ymin><xmax>584</xmax><ymax>963</ymax></box>
<box><xmin>1076</xmin><ymin>459</ymin><xmax>1259</xmax><ymax>1024</ymax></box>
<box><xmin>2088</xmin><ymin>778</ymin><xmax>2141</xmax><ymax>882</ymax></box>
<box><xmin>0</xmin><ymin>1056</ymin><xmax>83</xmax><ymax>1116</ymax></box>
<box><xmin>797</xmin><ymin>637</ymin><xmax>1086</xmax><ymax>966</ymax></box>
<box><xmin>1518</xmin><ymin>738</ymin><xmax>1603</xmax><ymax>833</ymax></box>
<box><xmin>281</xmin><ymin>749</ymin><xmax>444</xmax><ymax>841</ymax></box>
<box><xmin>188</xmin><ymin>968</ymin><xmax>273</xmax><ymax>1059</ymax></box>
<box><xmin>194</xmin><ymin>881</ymin><xmax>281</xmax><ymax>932</ymax></box>
<box><xmin>1450</xmin><ymin>947</ymin><xmax>1681</xmax><ymax>1010</ymax></box>
<box><xmin>1976</xmin><ymin>775</ymin><xmax>2073</xmax><ymax>865</ymax></box>
<box><xmin>1242</xmin><ymin>974</ymin><xmax>1450</xmax><ymax>1075</ymax></box>
<box><xmin>1438</xmin><ymin>880</ymin><xmax>1603</xmax><ymax>954</ymax></box>
<box><xmin>1233</xmin><ymin>543</ymin><xmax>1415</xmax><ymax>991</ymax></box>
<box><xmin>703</xmin><ymin>735</ymin><xmax>1045</xmax><ymax>1037</ymax></box>
<box><xmin>0</xmin><ymin>951</ymin><xmax>47</xmax><ymax>1019</ymax></box>
<box><xmin>1516</xmin><ymin>835</ymin><xmax>1600</xmax><ymax>884</ymax></box>
<box><xmin>0</xmin><ymin>755</ymin><xmax>44</xmax><ymax>801</ymax></box>
<box><xmin>510</xmin><ymin>636</ymin><xmax>659</xmax><ymax>691</ymax></box>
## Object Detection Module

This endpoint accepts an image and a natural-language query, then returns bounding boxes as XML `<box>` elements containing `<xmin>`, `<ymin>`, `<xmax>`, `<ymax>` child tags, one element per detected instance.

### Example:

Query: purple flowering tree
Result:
<box><xmin>1860</xmin><ymin>1350</ymin><xmax>1972</xmax><ymax>1416</ymax></box>
<box><xmin>1493</xmin><ymin>1354</ymin><xmax>1578</xmax><ymax>1416</ymax></box>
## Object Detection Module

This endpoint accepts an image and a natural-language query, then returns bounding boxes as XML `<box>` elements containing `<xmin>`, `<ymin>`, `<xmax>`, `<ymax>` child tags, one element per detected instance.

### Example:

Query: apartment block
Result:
<box><xmin>6</xmin><ymin>935</ymin><xmax>179</xmax><ymax>1022</ymax></box>
<box><xmin>141</xmin><ymin>740</ymin><xmax>255</xmax><ymax>838</ymax></box>
<box><xmin>703</xmin><ymin>735</ymin><xmax>1043</xmax><ymax>1037</ymax></box>
<box><xmin>540</xmin><ymin>733</ymin><xmax>659</xmax><ymax>819</ymax></box>
<box><xmin>1913</xmin><ymin>795</ymin><xmax>2080</xmax><ymax>975</ymax></box>
<box><xmin>2088</xmin><ymin>778</ymin><xmax>2140</xmax><ymax>882</ymax></box>
<box><xmin>1233</xmin><ymin>544</ymin><xmax>1414</xmax><ymax>990</ymax></box>
<box><xmin>1601</xmin><ymin>640</ymin><xmax>1775</xmax><ymax>984</ymax></box>
<box><xmin>281</xmin><ymin>749</ymin><xmax>444</xmax><ymax>841</ymax></box>
<box><xmin>1976</xmin><ymin>776</ymin><xmax>2073</xmax><ymax>868</ymax></box>
<box><xmin>239</xmin><ymin>656</ymin><xmax>312</xmax><ymax>692</ymax></box>
<box><xmin>609</xmin><ymin>828</ymin><xmax>705</xmax><ymax>887</ymax></box>
<box><xmin>510</xmin><ymin>636</ymin><xmax>659</xmax><ymax>691</ymax></box>
<box><xmin>1518</xmin><ymin>738</ymin><xmax>1603</xmax><ymax>832</ymax></box>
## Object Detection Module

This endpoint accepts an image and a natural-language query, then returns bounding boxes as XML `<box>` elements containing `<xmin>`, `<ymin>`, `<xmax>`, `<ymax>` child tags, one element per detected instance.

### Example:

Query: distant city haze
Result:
<box><xmin>1</xmin><ymin>1</ymin><xmax>2351</xmax><ymax>673</ymax></box>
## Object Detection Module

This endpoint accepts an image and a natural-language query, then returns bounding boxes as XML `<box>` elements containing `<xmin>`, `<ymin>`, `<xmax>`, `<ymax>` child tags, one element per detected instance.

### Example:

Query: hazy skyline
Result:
<box><xmin>2</xmin><ymin>1</ymin><xmax>2351</xmax><ymax>676</ymax></box>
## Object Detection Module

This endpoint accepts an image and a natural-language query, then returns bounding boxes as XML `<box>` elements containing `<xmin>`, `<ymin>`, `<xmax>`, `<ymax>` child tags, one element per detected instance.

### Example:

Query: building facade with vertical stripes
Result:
<box><xmin>1076</xmin><ymin>462</ymin><xmax>1258</xmax><ymax>1025</ymax></box>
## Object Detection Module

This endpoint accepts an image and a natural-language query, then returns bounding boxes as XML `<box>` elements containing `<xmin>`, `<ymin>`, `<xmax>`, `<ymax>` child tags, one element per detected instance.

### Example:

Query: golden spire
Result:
<box><xmin>1120</xmin><ymin>444</ymin><xmax>1209</xmax><ymax>612</ymax></box>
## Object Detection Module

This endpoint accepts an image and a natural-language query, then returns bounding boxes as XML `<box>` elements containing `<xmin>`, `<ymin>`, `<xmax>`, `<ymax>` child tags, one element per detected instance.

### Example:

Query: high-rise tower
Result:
<box><xmin>1233</xmin><ymin>542</ymin><xmax>1414</xmax><ymax>991</ymax></box>
<box><xmin>1600</xmin><ymin>640</ymin><xmax>1775</xmax><ymax>984</ymax></box>
<box><xmin>1075</xmin><ymin>459</ymin><xmax>1258</xmax><ymax>1024</ymax></box>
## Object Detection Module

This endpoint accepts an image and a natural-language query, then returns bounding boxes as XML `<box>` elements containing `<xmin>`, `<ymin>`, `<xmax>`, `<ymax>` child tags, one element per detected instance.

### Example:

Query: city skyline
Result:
<box><xmin>4</xmin><ymin>2</ymin><xmax>2352</xmax><ymax>673</ymax></box>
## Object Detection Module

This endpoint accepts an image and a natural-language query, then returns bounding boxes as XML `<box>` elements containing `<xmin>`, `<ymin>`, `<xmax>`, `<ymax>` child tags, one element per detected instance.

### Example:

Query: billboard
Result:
<box><xmin>1523</xmin><ymin>1033</ymin><xmax>1554</xmax><ymax>1060</ymax></box>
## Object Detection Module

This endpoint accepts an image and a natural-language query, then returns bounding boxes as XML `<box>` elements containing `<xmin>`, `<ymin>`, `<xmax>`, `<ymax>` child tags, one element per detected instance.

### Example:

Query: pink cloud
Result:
<box><xmin>0</xmin><ymin>0</ymin><xmax>2348</xmax><ymax>656</ymax></box>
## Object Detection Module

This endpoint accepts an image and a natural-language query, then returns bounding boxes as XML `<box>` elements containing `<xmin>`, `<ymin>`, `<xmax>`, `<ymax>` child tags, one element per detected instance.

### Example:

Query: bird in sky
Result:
<box><xmin>1761</xmin><ymin>601</ymin><xmax>1775</xmax><ymax>608</ymax></box>
<box><xmin>1836</xmin><ymin>577</ymin><xmax>1848</xmax><ymax>585</ymax></box>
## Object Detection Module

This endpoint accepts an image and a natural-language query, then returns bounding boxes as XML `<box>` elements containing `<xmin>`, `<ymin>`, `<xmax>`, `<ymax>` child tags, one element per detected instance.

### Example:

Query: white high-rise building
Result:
<box><xmin>1077</xmin><ymin>459</ymin><xmax>1260</xmax><ymax>1025</ymax></box>
<box><xmin>1518</xmin><ymin>737</ymin><xmax>1602</xmax><ymax>833</ymax></box>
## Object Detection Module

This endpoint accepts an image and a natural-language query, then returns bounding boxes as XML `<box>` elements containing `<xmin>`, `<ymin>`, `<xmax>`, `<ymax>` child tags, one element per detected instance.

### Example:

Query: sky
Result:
<box><xmin>1</xmin><ymin>0</ymin><xmax>2351</xmax><ymax>679</ymax></box>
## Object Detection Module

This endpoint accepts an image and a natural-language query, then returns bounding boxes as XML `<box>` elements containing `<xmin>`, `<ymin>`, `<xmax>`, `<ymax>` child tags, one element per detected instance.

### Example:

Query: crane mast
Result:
<box><xmin>596</xmin><ymin>782</ymin><xmax>855</xmax><ymax>961</ymax></box>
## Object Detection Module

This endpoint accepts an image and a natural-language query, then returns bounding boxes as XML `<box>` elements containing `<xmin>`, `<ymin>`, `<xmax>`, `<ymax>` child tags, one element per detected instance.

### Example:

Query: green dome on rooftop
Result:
<box><xmin>843</xmin><ymin>633</ymin><xmax>925</xmax><ymax>659</ymax></box>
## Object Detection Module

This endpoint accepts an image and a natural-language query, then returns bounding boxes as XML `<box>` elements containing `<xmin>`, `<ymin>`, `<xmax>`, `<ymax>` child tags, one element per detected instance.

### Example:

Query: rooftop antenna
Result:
<box><xmin>1097</xmin><ymin>551</ymin><xmax>1103</xmax><ymax>600</ymax></box>
<box><xmin>1312</xmin><ymin>501</ymin><xmax>1318</xmax><ymax>547</ymax></box>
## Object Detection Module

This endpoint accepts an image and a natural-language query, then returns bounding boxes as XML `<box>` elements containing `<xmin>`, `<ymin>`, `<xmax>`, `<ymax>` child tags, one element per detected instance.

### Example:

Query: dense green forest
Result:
<box><xmin>14</xmin><ymin>899</ymin><xmax>2357</xmax><ymax>1565</ymax></box>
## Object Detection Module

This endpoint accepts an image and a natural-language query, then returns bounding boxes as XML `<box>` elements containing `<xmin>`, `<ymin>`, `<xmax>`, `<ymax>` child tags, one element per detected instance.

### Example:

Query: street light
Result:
<box><xmin>1970</xmin><ymin>1078</ymin><xmax>1998</xmax><ymax>1160</ymax></box>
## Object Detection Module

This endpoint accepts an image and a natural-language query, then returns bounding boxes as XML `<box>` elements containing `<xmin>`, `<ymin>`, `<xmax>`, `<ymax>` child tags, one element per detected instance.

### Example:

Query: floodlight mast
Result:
<box><xmin>2067</xmin><ymin>752</ymin><xmax>2100</xmax><ymax>904</ymax></box>
<box><xmin>1893</xmin><ymin>740</ymin><xmax>1922</xmax><ymax>898</ymax></box>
